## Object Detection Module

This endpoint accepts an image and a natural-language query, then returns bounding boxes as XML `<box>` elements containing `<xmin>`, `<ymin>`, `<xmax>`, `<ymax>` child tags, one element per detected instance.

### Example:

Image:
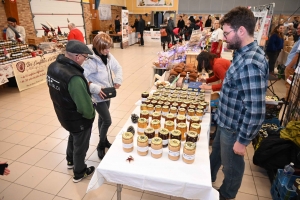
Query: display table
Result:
<box><xmin>87</xmin><ymin>93</ymin><xmax>218</xmax><ymax>200</ymax></box>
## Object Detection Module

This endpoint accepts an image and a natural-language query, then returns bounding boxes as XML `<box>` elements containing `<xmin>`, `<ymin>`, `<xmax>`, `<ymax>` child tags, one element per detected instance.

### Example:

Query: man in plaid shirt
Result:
<box><xmin>210</xmin><ymin>7</ymin><xmax>268</xmax><ymax>200</ymax></box>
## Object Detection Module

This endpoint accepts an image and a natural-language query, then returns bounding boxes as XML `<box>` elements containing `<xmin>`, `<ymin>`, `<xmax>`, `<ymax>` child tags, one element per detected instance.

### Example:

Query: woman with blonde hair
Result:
<box><xmin>82</xmin><ymin>32</ymin><xmax>123</xmax><ymax>160</ymax></box>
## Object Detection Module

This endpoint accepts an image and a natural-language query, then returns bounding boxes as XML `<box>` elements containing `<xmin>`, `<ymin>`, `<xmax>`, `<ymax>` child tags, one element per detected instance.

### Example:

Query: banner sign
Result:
<box><xmin>253</xmin><ymin>10</ymin><xmax>268</xmax><ymax>45</ymax></box>
<box><xmin>12</xmin><ymin>53</ymin><xmax>58</xmax><ymax>91</ymax></box>
<box><xmin>137</xmin><ymin>0</ymin><xmax>173</xmax><ymax>7</ymax></box>
<box><xmin>122</xmin><ymin>10</ymin><xmax>129</xmax><ymax>49</ymax></box>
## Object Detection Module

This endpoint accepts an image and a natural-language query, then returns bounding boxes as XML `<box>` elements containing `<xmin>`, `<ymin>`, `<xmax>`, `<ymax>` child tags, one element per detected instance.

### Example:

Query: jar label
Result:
<box><xmin>183</xmin><ymin>153</ymin><xmax>195</xmax><ymax>160</ymax></box>
<box><xmin>122</xmin><ymin>142</ymin><xmax>133</xmax><ymax>149</ymax></box>
<box><xmin>162</xmin><ymin>112</ymin><xmax>168</xmax><ymax>116</ymax></box>
<box><xmin>162</xmin><ymin>139</ymin><xmax>169</xmax><ymax>145</ymax></box>
<box><xmin>169</xmin><ymin>150</ymin><xmax>180</xmax><ymax>157</ymax></box>
<box><xmin>137</xmin><ymin>127</ymin><xmax>145</xmax><ymax>133</ymax></box>
<box><xmin>141</xmin><ymin>98</ymin><xmax>147</xmax><ymax>102</ymax></box>
<box><xmin>151</xmin><ymin>148</ymin><xmax>163</xmax><ymax>155</ymax></box>
<box><xmin>137</xmin><ymin>146</ymin><xmax>149</xmax><ymax>152</ymax></box>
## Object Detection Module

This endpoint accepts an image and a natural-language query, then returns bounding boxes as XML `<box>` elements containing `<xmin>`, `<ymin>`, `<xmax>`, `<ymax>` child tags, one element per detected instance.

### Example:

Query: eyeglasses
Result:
<box><xmin>223</xmin><ymin>30</ymin><xmax>234</xmax><ymax>38</ymax></box>
<box><xmin>77</xmin><ymin>54</ymin><xmax>90</xmax><ymax>60</ymax></box>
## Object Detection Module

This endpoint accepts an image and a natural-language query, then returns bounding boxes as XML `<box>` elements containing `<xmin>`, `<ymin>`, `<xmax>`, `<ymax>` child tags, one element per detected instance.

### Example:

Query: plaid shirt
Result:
<box><xmin>214</xmin><ymin>41</ymin><xmax>268</xmax><ymax>146</ymax></box>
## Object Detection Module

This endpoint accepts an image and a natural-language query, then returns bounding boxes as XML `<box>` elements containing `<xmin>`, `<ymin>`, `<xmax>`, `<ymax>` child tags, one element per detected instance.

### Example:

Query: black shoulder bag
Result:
<box><xmin>101</xmin><ymin>65</ymin><xmax>116</xmax><ymax>99</ymax></box>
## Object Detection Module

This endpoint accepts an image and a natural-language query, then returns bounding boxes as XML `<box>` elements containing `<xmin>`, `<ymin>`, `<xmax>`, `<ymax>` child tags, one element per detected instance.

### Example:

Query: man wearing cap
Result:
<box><xmin>67</xmin><ymin>23</ymin><xmax>84</xmax><ymax>43</ymax></box>
<box><xmin>6</xmin><ymin>17</ymin><xmax>26</xmax><ymax>42</ymax></box>
<box><xmin>47</xmin><ymin>40</ymin><xmax>95</xmax><ymax>183</ymax></box>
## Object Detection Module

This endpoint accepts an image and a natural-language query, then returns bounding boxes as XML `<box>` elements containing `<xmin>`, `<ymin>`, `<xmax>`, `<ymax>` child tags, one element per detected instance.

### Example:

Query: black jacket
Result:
<box><xmin>47</xmin><ymin>54</ymin><xmax>94</xmax><ymax>132</ymax></box>
<box><xmin>177</xmin><ymin>19</ymin><xmax>185</xmax><ymax>29</ymax></box>
<box><xmin>137</xmin><ymin>18</ymin><xmax>145</xmax><ymax>32</ymax></box>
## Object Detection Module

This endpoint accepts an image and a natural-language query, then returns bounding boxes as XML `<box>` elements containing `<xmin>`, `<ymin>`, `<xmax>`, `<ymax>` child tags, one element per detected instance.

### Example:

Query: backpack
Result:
<box><xmin>160</xmin><ymin>28</ymin><xmax>167</xmax><ymax>37</ymax></box>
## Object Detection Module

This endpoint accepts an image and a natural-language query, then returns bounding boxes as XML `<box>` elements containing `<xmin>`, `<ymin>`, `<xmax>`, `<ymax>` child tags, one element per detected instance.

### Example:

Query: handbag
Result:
<box><xmin>101</xmin><ymin>64</ymin><xmax>117</xmax><ymax>99</ymax></box>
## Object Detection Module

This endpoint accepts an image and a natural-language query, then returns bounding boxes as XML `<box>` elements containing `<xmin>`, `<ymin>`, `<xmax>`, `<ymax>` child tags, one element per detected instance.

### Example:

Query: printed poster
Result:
<box><xmin>12</xmin><ymin>53</ymin><xmax>58</xmax><ymax>91</ymax></box>
<box><xmin>253</xmin><ymin>10</ymin><xmax>268</xmax><ymax>45</ymax></box>
<box><xmin>98</xmin><ymin>4</ymin><xmax>112</xmax><ymax>20</ymax></box>
<box><xmin>137</xmin><ymin>0</ymin><xmax>173</xmax><ymax>7</ymax></box>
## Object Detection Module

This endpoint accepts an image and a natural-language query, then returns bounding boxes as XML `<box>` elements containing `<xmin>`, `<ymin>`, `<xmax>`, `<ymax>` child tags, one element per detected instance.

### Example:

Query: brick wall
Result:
<box><xmin>82</xmin><ymin>4</ymin><xmax>93</xmax><ymax>44</ymax></box>
<box><xmin>16</xmin><ymin>1</ymin><xmax>36</xmax><ymax>40</ymax></box>
<box><xmin>128</xmin><ymin>14</ymin><xmax>151</xmax><ymax>30</ymax></box>
<box><xmin>0</xmin><ymin>3</ymin><xmax>7</xmax><ymax>40</ymax></box>
<box><xmin>99</xmin><ymin>5</ymin><xmax>122</xmax><ymax>32</ymax></box>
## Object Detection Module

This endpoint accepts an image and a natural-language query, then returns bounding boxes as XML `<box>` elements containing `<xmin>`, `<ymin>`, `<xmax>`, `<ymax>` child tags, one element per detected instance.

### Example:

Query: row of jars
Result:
<box><xmin>155</xmin><ymin>85</ymin><xmax>205</xmax><ymax>94</ymax></box>
<box><xmin>122</xmin><ymin>130</ymin><xmax>197</xmax><ymax>164</ymax></box>
<box><xmin>0</xmin><ymin>53</ymin><xmax>31</xmax><ymax>64</ymax></box>
<box><xmin>142</xmin><ymin>91</ymin><xmax>206</xmax><ymax>102</ymax></box>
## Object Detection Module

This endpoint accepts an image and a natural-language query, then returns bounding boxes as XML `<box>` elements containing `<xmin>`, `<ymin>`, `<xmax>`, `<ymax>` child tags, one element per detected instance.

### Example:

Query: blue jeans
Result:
<box><xmin>210</xmin><ymin>125</ymin><xmax>245</xmax><ymax>199</ymax></box>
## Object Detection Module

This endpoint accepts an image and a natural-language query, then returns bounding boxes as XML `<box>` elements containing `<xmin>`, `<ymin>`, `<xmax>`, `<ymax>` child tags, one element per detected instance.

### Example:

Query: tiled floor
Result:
<box><xmin>0</xmin><ymin>42</ymin><xmax>287</xmax><ymax>200</ymax></box>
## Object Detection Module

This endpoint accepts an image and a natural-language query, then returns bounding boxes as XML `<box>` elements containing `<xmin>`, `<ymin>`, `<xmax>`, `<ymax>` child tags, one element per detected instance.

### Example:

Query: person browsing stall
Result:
<box><xmin>47</xmin><ymin>40</ymin><xmax>95</xmax><ymax>183</ymax></box>
<box><xmin>197</xmin><ymin>51</ymin><xmax>231</xmax><ymax>91</ymax></box>
<box><xmin>160</xmin><ymin>19</ymin><xmax>171</xmax><ymax>51</ymax></box>
<box><xmin>115</xmin><ymin>15</ymin><xmax>121</xmax><ymax>33</ymax></box>
<box><xmin>210</xmin><ymin>20</ymin><xmax>223</xmax><ymax>58</ymax></box>
<box><xmin>67</xmin><ymin>23</ymin><xmax>84</xmax><ymax>43</ymax></box>
<box><xmin>82</xmin><ymin>32</ymin><xmax>123</xmax><ymax>160</ymax></box>
<box><xmin>210</xmin><ymin>7</ymin><xmax>268</xmax><ymax>200</ymax></box>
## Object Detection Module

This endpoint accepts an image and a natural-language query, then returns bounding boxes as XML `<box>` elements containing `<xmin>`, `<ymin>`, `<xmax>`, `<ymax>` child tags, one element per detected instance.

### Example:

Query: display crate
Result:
<box><xmin>271</xmin><ymin>169</ymin><xmax>299</xmax><ymax>200</ymax></box>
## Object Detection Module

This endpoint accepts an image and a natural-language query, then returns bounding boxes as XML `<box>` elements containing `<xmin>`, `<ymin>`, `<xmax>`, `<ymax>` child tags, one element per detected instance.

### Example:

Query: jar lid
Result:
<box><xmin>171</xmin><ymin>130</ymin><xmax>181</xmax><ymax>136</ymax></box>
<box><xmin>157</xmin><ymin>101</ymin><xmax>164</xmax><ymax>105</ymax></box>
<box><xmin>145</xmin><ymin>127</ymin><xmax>155</xmax><ymax>133</ymax></box>
<box><xmin>164</xmin><ymin>102</ymin><xmax>171</xmax><ymax>106</ymax></box>
<box><xmin>138</xmin><ymin>118</ymin><xmax>147</xmax><ymax>123</ymax></box>
<box><xmin>151</xmin><ymin>119</ymin><xmax>160</xmax><ymax>125</ymax></box>
<box><xmin>200</xmin><ymin>102</ymin><xmax>206</xmax><ymax>106</ymax></box>
<box><xmin>144</xmin><ymin>100</ymin><xmax>151</xmax><ymax>104</ymax></box>
<box><xmin>184</xmin><ymin>141</ymin><xmax>196</xmax><ymax>150</ymax></box>
<box><xmin>189</xmin><ymin>105</ymin><xmax>196</xmax><ymax>109</ymax></box>
<box><xmin>190</xmin><ymin>116</ymin><xmax>200</xmax><ymax>121</ymax></box>
<box><xmin>165</xmin><ymin>120</ymin><xmax>174</xmax><ymax>126</ymax></box>
<box><xmin>193</xmin><ymin>89</ymin><xmax>198</xmax><ymax>92</ymax></box>
<box><xmin>147</xmin><ymin>104</ymin><xmax>154</xmax><ymax>108</ymax></box>
<box><xmin>151</xmin><ymin>100</ymin><xmax>157</xmax><ymax>104</ymax></box>
<box><xmin>170</xmin><ymin>107</ymin><xmax>177</xmax><ymax>111</ymax></box>
<box><xmin>159</xmin><ymin>128</ymin><xmax>169</xmax><ymax>135</ymax></box>
<box><xmin>152</xmin><ymin>112</ymin><xmax>161</xmax><ymax>117</ymax></box>
<box><xmin>188</xmin><ymin>109</ymin><xmax>195</xmax><ymax>113</ymax></box>
<box><xmin>181</xmin><ymin>91</ymin><xmax>188</xmax><ymax>95</ymax></box>
<box><xmin>142</xmin><ymin>92</ymin><xmax>149</xmax><ymax>95</ymax></box>
<box><xmin>178</xmin><ymin>108</ymin><xmax>186</xmax><ymax>112</ymax></box>
<box><xmin>177</xmin><ymin>115</ymin><xmax>186</xmax><ymax>120</ymax></box>
<box><xmin>122</xmin><ymin>132</ymin><xmax>133</xmax><ymax>139</ymax></box>
<box><xmin>153</xmin><ymin>92</ymin><xmax>160</xmax><ymax>96</ymax></box>
<box><xmin>176</xmin><ymin>87</ymin><xmax>181</xmax><ymax>90</ymax></box>
<box><xmin>177</xmin><ymin>99</ymin><xmax>183</xmax><ymax>103</ymax></box>
<box><xmin>181</xmin><ymin>88</ymin><xmax>187</xmax><ymax>91</ymax></box>
<box><xmin>161</xmin><ymin>97</ymin><xmax>167</xmax><ymax>101</ymax></box>
<box><xmin>184</xmin><ymin>100</ymin><xmax>191</xmax><ymax>104</ymax></box>
<box><xmin>187</xmin><ymin>88</ymin><xmax>193</xmax><ymax>91</ymax></box>
<box><xmin>190</xmin><ymin>92</ymin><xmax>196</xmax><ymax>96</ymax></box>
<box><xmin>177</xmin><ymin>122</ymin><xmax>187</xmax><ymax>128</ymax></box>
<box><xmin>169</xmin><ymin>139</ymin><xmax>180</xmax><ymax>147</ymax></box>
<box><xmin>187</xmin><ymin>131</ymin><xmax>198</xmax><ymax>138</ymax></box>
<box><xmin>137</xmin><ymin>135</ymin><xmax>148</xmax><ymax>143</ymax></box>
<box><xmin>200</xmin><ymin>89</ymin><xmax>205</xmax><ymax>93</ymax></box>
<box><xmin>181</xmin><ymin>103</ymin><xmax>187</xmax><ymax>108</ymax></box>
<box><xmin>140</xmin><ymin>110</ymin><xmax>149</xmax><ymax>115</ymax></box>
<box><xmin>151</xmin><ymin>137</ymin><xmax>162</xmax><ymax>145</ymax></box>
<box><xmin>172</xmin><ymin>102</ymin><xmax>179</xmax><ymax>107</ymax></box>
<box><xmin>191</xmin><ymin>123</ymin><xmax>201</xmax><ymax>129</ymax></box>
<box><xmin>162</xmin><ymin>105</ymin><xmax>169</xmax><ymax>109</ymax></box>
<box><xmin>197</xmin><ymin>106</ymin><xmax>204</xmax><ymax>110</ymax></box>
<box><xmin>141</xmin><ymin>103</ymin><xmax>147</xmax><ymax>107</ymax></box>
<box><xmin>166</xmin><ymin>113</ymin><xmax>175</xmax><ymax>118</ymax></box>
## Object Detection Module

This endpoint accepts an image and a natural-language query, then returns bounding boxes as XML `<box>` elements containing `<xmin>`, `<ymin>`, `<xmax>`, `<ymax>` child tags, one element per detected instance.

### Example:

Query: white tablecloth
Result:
<box><xmin>87</xmin><ymin>101</ymin><xmax>218</xmax><ymax>199</ymax></box>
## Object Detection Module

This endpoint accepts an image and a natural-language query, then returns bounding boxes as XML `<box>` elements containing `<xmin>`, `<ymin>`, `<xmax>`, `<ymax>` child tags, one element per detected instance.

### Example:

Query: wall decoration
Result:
<box><xmin>98</xmin><ymin>4</ymin><xmax>112</xmax><ymax>20</ymax></box>
<box><xmin>137</xmin><ymin>0</ymin><xmax>173</xmax><ymax>7</ymax></box>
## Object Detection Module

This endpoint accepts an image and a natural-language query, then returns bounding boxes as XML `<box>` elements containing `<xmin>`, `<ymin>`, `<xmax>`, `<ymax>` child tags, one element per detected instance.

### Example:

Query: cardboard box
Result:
<box><xmin>27</xmin><ymin>37</ymin><xmax>45</xmax><ymax>46</ymax></box>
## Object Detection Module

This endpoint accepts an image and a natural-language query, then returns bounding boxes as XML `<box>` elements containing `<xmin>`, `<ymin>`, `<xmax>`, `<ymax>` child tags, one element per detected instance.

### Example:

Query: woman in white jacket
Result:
<box><xmin>82</xmin><ymin>32</ymin><xmax>123</xmax><ymax>160</ymax></box>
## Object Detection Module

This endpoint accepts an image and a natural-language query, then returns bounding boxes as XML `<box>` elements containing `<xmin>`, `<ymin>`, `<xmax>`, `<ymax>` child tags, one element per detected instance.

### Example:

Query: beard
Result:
<box><xmin>226</xmin><ymin>33</ymin><xmax>242</xmax><ymax>50</ymax></box>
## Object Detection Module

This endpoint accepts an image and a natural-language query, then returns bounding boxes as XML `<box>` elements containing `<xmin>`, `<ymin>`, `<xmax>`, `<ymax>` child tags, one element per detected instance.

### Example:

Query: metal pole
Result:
<box><xmin>117</xmin><ymin>184</ymin><xmax>122</xmax><ymax>200</ymax></box>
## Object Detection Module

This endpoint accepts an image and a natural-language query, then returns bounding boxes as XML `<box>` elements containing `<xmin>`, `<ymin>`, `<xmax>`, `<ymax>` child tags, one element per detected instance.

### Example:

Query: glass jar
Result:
<box><xmin>144</xmin><ymin>100</ymin><xmax>151</xmax><ymax>105</ymax></box>
<box><xmin>183</xmin><ymin>100</ymin><xmax>191</xmax><ymax>107</ymax></box>
<box><xmin>188</xmin><ymin>105</ymin><xmax>196</xmax><ymax>110</ymax></box>
<box><xmin>186</xmin><ymin>131</ymin><xmax>198</xmax><ymax>143</ymax></box>
<box><xmin>197</xmin><ymin>105</ymin><xmax>204</xmax><ymax>111</ymax></box>
<box><xmin>141</xmin><ymin>92</ymin><xmax>149</xmax><ymax>102</ymax></box>
<box><xmin>187</xmin><ymin>109</ymin><xmax>195</xmax><ymax>121</ymax></box>
<box><xmin>150</xmin><ymin>119</ymin><xmax>161</xmax><ymax>136</ymax></box>
<box><xmin>164</xmin><ymin>120</ymin><xmax>175</xmax><ymax>134</ymax></box>
<box><xmin>137</xmin><ymin>135</ymin><xmax>149</xmax><ymax>156</ymax></box>
<box><xmin>140</xmin><ymin>110</ymin><xmax>150</xmax><ymax>123</ymax></box>
<box><xmin>190</xmin><ymin>123</ymin><xmax>201</xmax><ymax>135</ymax></box>
<box><xmin>176</xmin><ymin>99</ymin><xmax>183</xmax><ymax>107</ymax></box>
<box><xmin>177</xmin><ymin>123</ymin><xmax>187</xmax><ymax>141</ymax></box>
<box><xmin>151</xmin><ymin>137</ymin><xmax>163</xmax><ymax>159</ymax></box>
<box><xmin>155</xmin><ymin>105</ymin><xmax>162</xmax><ymax>113</ymax></box>
<box><xmin>178</xmin><ymin>108</ymin><xmax>186</xmax><ymax>116</ymax></box>
<box><xmin>200</xmin><ymin>102</ymin><xmax>207</xmax><ymax>110</ymax></box>
<box><xmin>122</xmin><ymin>132</ymin><xmax>134</xmax><ymax>153</ymax></box>
<box><xmin>180</xmin><ymin>103</ymin><xmax>187</xmax><ymax>110</ymax></box>
<box><xmin>157</xmin><ymin>101</ymin><xmax>164</xmax><ymax>107</ymax></box>
<box><xmin>170</xmin><ymin>130</ymin><xmax>181</xmax><ymax>141</ymax></box>
<box><xmin>165</xmin><ymin>113</ymin><xmax>175</xmax><ymax>122</ymax></box>
<box><xmin>190</xmin><ymin>116</ymin><xmax>200</xmax><ymax>128</ymax></box>
<box><xmin>152</xmin><ymin>112</ymin><xmax>161</xmax><ymax>121</ymax></box>
<box><xmin>195</xmin><ymin>109</ymin><xmax>204</xmax><ymax>122</ymax></box>
<box><xmin>168</xmin><ymin>139</ymin><xmax>181</xmax><ymax>161</ymax></box>
<box><xmin>151</xmin><ymin>100</ymin><xmax>158</xmax><ymax>106</ymax></box>
<box><xmin>137</xmin><ymin>118</ymin><xmax>148</xmax><ymax>135</ymax></box>
<box><xmin>144</xmin><ymin>127</ymin><xmax>155</xmax><ymax>147</ymax></box>
<box><xmin>169</xmin><ymin>107</ymin><xmax>177</xmax><ymax>117</ymax></box>
<box><xmin>153</xmin><ymin>92</ymin><xmax>160</xmax><ymax>96</ymax></box>
<box><xmin>163</xmin><ymin>102</ymin><xmax>171</xmax><ymax>107</ymax></box>
<box><xmin>140</xmin><ymin>103</ymin><xmax>147</xmax><ymax>111</ymax></box>
<box><xmin>158</xmin><ymin>128</ymin><xmax>169</xmax><ymax>148</ymax></box>
<box><xmin>176</xmin><ymin>115</ymin><xmax>186</xmax><ymax>124</ymax></box>
<box><xmin>172</xmin><ymin>102</ymin><xmax>179</xmax><ymax>109</ymax></box>
<box><xmin>161</xmin><ymin>105</ymin><xmax>169</xmax><ymax>118</ymax></box>
<box><xmin>183</xmin><ymin>142</ymin><xmax>196</xmax><ymax>164</ymax></box>
<box><xmin>147</xmin><ymin>104</ymin><xmax>154</xmax><ymax>116</ymax></box>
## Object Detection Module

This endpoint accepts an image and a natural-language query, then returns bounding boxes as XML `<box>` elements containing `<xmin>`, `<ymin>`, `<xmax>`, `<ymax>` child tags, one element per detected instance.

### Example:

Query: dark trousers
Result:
<box><xmin>266</xmin><ymin>51</ymin><xmax>280</xmax><ymax>73</ymax></box>
<box><xmin>66</xmin><ymin>127</ymin><xmax>92</xmax><ymax>177</ymax></box>
<box><xmin>170</xmin><ymin>32</ymin><xmax>175</xmax><ymax>44</ymax></box>
<box><xmin>95</xmin><ymin>100</ymin><xmax>112</xmax><ymax>148</ymax></box>
<box><xmin>140</xmin><ymin>31</ymin><xmax>144</xmax><ymax>45</ymax></box>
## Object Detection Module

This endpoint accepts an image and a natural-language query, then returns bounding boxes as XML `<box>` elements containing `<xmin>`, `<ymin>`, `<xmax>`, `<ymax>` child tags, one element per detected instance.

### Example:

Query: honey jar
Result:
<box><xmin>170</xmin><ymin>130</ymin><xmax>181</xmax><ymax>141</ymax></box>
<box><xmin>176</xmin><ymin>99</ymin><xmax>183</xmax><ymax>107</ymax></box>
<box><xmin>172</xmin><ymin>102</ymin><xmax>179</xmax><ymax>108</ymax></box>
<box><xmin>200</xmin><ymin>102</ymin><xmax>207</xmax><ymax>109</ymax></box>
<box><xmin>190</xmin><ymin>123</ymin><xmax>201</xmax><ymax>135</ymax></box>
<box><xmin>189</xmin><ymin>96</ymin><xmax>196</xmax><ymax>101</ymax></box>
<box><xmin>152</xmin><ymin>111</ymin><xmax>161</xmax><ymax>121</ymax></box>
<box><xmin>151</xmin><ymin>137</ymin><xmax>163</xmax><ymax>159</ymax></box>
<box><xmin>195</xmin><ymin>109</ymin><xmax>204</xmax><ymax>121</ymax></box>
<box><xmin>176</xmin><ymin>115</ymin><xmax>186</xmax><ymax>124</ymax></box>
<box><xmin>158</xmin><ymin>128</ymin><xmax>169</xmax><ymax>148</ymax></box>
<box><xmin>183</xmin><ymin>100</ymin><xmax>191</xmax><ymax>107</ymax></box>
<box><xmin>177</xmin><ymin>123</ymin><xmax>187</xmax><ymax>141</ymax></box>
<box><xmin>140</xmin><ymin>110</ymin><xmax>150</xmax><ymax>122</ymax></box>
<box><xmin>137</xmin><ymin>135</ymin><xmax>149</xmax><ymax>156</ymax></box>
<box><xmin>166</xmin><ymin>113</ymin><xmax>175</xmax><ymax>122</ymax></box>
<box><xmin>140</xmin><ymin>103</ymin><xmax>147</xmax><ymax>111</ymax></box>
<box><xmin>137</xmin><ymin>118</ymin><xmax>148</xmax><ymax>135</ymax></box>
<box><xmin>183</xmin><ymin>142</ymin><xmax>196</xmax><ymax>164</ymax></box>
<box><xmin>122</xmin><ymin>132</ymin><xmax>134</xmax><ymax>153</ymax></box>
<box><xmin>190</xmin><ymin>92</ymin><xmax>196</xmax><ymax>97</ymax></box>
<box><xmin>147</xmin><ymin>104</ymin><xmax>154</xmax><ymax>115</ymax></box>
<box><xmin>197</xmin><ymin>105</ymin><xmax>204</xmax><ymax>111</ymax></box>
<box><xmin>180</xmin><ymin>103</ymin><xmax>187</xmax><ymax>110</ymax></box>
<box><xmin>187</xmin><ymin>88</ymin><xmax>193</xmax><ymax>94</ymax></box>
<box><xmin>164</xmin><ymin>102</ymin><xmax>171</xmax><ymax>107</ymax></box>
<box><xmin>200</xmin><ymin>89</ymin><xmax>205</xmax><ymax>94</ymax></box>
<box><xmin>176</xmin><ymin>87</ymin><xmax>181</xmax><ymax>91</ymax></box>
<box><xmin>150</xmin><ymin>119</ymin><xmax>161</xmax><ymax>136</ymax></box>
<box><xmin>169</xmin><ymin>98</ymin><xmax>176</xmax><ymax>104</ymax></box>
<box><xmin>190</xmin><ymin>116</ymin><xmax>200</xmax><ymax>128</ymax></box>
<box><xmin>162</xmin><ymin>105</ymin><xmax>169</xmax><ymax>118</ymax></box>
<box><xmin>181</xmin><ymin>91</ymin><xmax>188</xmax><ymax>95</ymax></box>
<box><xmin>157</xmin><ymin>101</ymin><xmax>164</xmax><ymax>107</ymax></box>
<box><xmin>168</xmin><ymin>139</ymin><xmax>181</xmax><ymax>161</ymax></box>
<box><xmin>164</xmin><ymin>120</ymin><xmax>175</xmax><ymax>133</ymax></box>
<box><xmin>191</xmin><ymin>101</ymin><xmax>199</xmax><ymax>107</ymax></box>
<box><xmin>181</xmin><ymin>95</ymin><xmax>188</xmax><ymax>99</ymax></box>
<box><xmin>153</xmin><ymin>92</ymin><xmax>160</xmax><ymax>96</ymax></box>
<box><xmin>187</xmin><ymin>109</ymin><xmax>195</xmax><ymax>121</ymax></box>
<box><xmin>144</xmin><ymin>127</ymin><xmax>155</xmax><ymax>146</ymax></box>
<box><xmin>160</xmin><ymin>97</ymin><xmax>167</xmax><ymax>103</ymax></box>
<box><xmin>144</xmin><ymin>100</ymin><xmax>151</xmax><ymax>105</ymax></box>
<box><xmin>186</xmin><ymin>131</ymin><xmax>198</xmax><ymax>143</ymax></box>
<box><xmin>170</xmin><ymin>107</ymin><xmax>177</xmax><ymax>117</ymax></box>
<box><xmin>155</xmin><ymin>105</ymin><xmax>162</xmax><ymax>113</ymax></box>
<box><xmin>189</xmin><ymin>105</ymin><xmax>196</xmax><ymax>110</ymax></box>
<box><xmin>151</xmin><ymin>100</ymin><xmax>158</xmax><ymax>106</ymax></box>
<box><xmin>141</xmin><ymin>92</ymin><xmax>149</xmax><ymax>102</ymax></box>
<box><xmin>178</xmin><ymin>108</ymin><xmax>186</xmax><ymax>116</ymax></box>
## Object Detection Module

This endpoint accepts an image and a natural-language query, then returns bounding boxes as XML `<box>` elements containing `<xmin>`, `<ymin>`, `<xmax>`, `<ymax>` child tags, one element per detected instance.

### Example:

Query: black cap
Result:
<box><xmin>66</xmin><ymin>40</ymin><xmax>92</xmax><ymax>55</ymax></box>
<box><xmin>7</xmin><ymin>17</ymin><xmax>17</xmax><ymax>23</ymax></box>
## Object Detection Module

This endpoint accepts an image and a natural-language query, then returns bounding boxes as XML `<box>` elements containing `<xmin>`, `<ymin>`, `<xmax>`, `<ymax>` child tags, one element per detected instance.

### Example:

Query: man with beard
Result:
<box><xmin>210</xmin><ymin>7</ymin><xmax>268</xmax><ymax>200</ymax></box>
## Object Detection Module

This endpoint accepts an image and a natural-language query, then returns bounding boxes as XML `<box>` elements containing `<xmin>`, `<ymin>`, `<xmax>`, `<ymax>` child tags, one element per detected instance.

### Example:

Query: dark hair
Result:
<box><xmin>271</xmin><ymin>24</ymin><xmax>284</xmax><ymax>38</ymax></box>
<box><xmin>180</xmin><ymin>16</ymin><xmax>182</xmax><ymax>18</ymax></box>
<box><xmin>220</xmin><ymin>6</ymin><xmax>256</xmax><ymax>36</ymax></box>
<box><xmin>116</xmin><ymin>15</ymin><xmax>119</xmax><ymax>18</ymax></box>
<box><xmin>197</xmin><ymin>51</ymin><xmax>217</xmax><ymax>72</ymax></box>
<box><xmin>7</xmin><ymin>17</ymin><xmax>17</xmax><ymax>23</ymax></box>
<box><xmin>139</xmin><ymin>14</ymin><xmax>142</xmax><ymax>18</ymax></box>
